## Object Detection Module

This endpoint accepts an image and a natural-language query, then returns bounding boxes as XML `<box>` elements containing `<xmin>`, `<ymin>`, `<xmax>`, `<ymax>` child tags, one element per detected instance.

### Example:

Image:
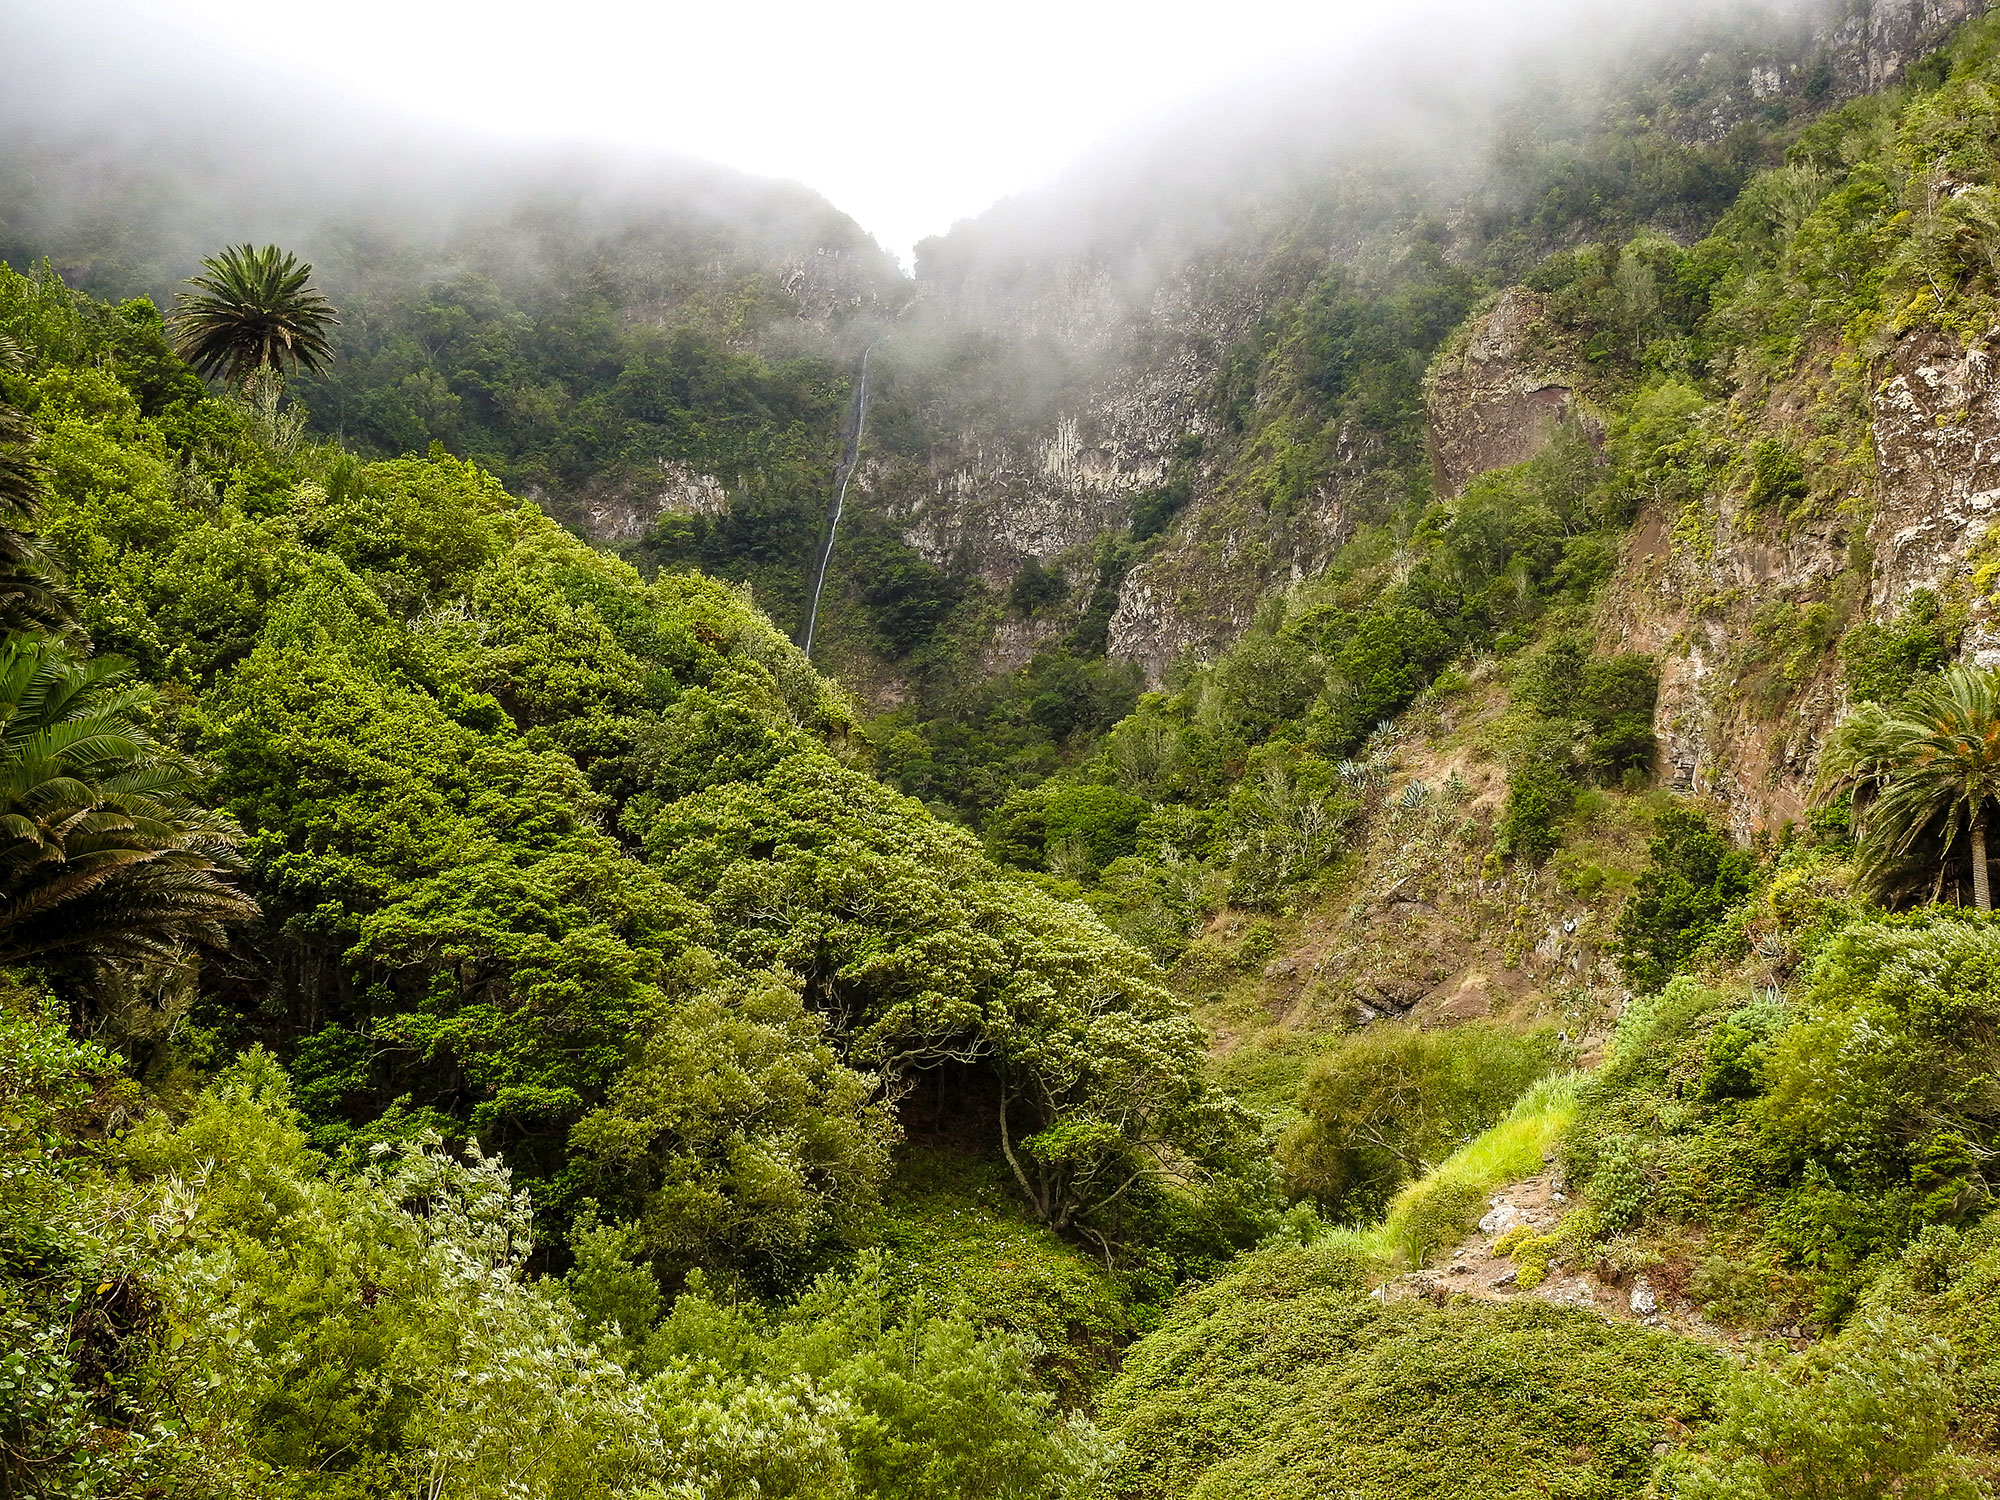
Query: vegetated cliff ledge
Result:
<box><xmin>1571</xmin><ymin>315</ymin><xmax>2000</xmax><ymax>840</ymax></box>
<box><xmin>1414</xmin><ymin>292</ymin><xmax>2000</xmax><ymax>841</ymax></box>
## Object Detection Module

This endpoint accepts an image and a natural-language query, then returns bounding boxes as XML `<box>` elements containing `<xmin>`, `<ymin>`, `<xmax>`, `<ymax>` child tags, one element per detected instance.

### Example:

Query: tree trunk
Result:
<box><xmin>997</xmin><ymin>1090</ymin><xmax>1049</xmax><ymax>1223</ymax></box>
<box><xmin>1974</xmin><ymin>805</ymin><xmax>1992</xmax><ymax>913</ymax></box>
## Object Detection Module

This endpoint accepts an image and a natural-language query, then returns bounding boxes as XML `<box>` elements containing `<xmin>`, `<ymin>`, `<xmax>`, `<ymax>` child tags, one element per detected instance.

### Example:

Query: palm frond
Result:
<box><xmin>1819</xmin><ymin>665</ymin><xmax>2000</xmax><ymax>905</ymax></box>
<box><xmin>0</xmin><ymin>633</ymin><xmax>258</xmax><ymax>973</ymax></box>
<box><xmin>0</xmin><ymin>397</ymin><xmax>72</xmax><ymax>632</ymax></box>
<box><xmin>167</xmin><ymin>244</ymin><xmax>339</xmax><ymax>384</ymax></box>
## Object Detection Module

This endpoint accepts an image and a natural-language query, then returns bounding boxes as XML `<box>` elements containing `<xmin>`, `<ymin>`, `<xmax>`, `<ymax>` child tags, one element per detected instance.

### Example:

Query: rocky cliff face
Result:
<box><xmin>1416</xmin><ymin>271</ymin><xmax>2000</xmax><ymax>841</ymax></box>
<box><xmin>854</xmin><ymin>251</ymin><xmax>1276</xmax><ymax>676</ymax></box>
<box><xmin>1426</xmin><ymin>289</ymin><xmax>1589</xmax><ymax>499</ymax></box>
<box><xmin>1429</xmin><ymin>304</ymin><xmax>2000</xmax><ymax>836</ymax></box>
<box><xmin>1106</xmin><ymin>423</ymin><xmax>1383</xmax><ymax>683</ymax></box>
<box><xmin>1867</xmin><ymin>327</ymin><xmax>2000</xmax><ymax>611</ymax></box>
<box><xmin>842</xmin><ymin>0</ymin><xmax>1989</xmax><ymax>692</ymax></box>
<box><xmin>1588</xmin><ymin>320</ymin><xmax>2000</xmax><ymax>836</ymax></box>
<box><xmin>571</xmin><ymin>460</ymin><xmax>732</xmax><ymax>547</ymax></box>
<box><xmin>1414</xmin><ymin>280</ymin><xmax>1845</xmax><ymax>829</ymax></box>
<box><xmin>1665</xmin><ymin>0</ymin><xmax>1988</xmax><ymax>134</ymax></box>
<box><xmin>1837</xmin><ymin>0</ymin><xmax>1987</xmax><ymax>91</ymax></box>
<box><xmin>1603</xmin><ymin>499</ymin><xmax>1852</xmax><ymax>834</ymax></box>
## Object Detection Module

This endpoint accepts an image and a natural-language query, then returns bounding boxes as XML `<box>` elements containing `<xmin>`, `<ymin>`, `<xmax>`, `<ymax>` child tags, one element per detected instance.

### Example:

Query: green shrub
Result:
<box><xmin>1673</xmin><ymin>1311</ymin><xmax>1980</xmax><ymax>1500</ymax></box>
<box><xmin>983</xmin><ymin>783</ymin><xmax>1052</xmax><ymax>868</ymax></box>
<box><xmin>1754</xmin><ymin>914</ymin><xmax>2000</xmax><ymax>1241</ymax></box>
<box><xmin>1396</xmin><ymin>1176</ymin><xmax>1490</xmax><ymax>1265</ymax></box>
<box><xmin>1699</xmin><ymin>1003</ymin><xmax>1782</xmax><ymax>1100</ymax></box>
<box><xmin>871</xmin><ymin>1147</ymin><xmax>1140</xmax><ymax>1401</ymax></box>
<box><xmin>1747</xmin><ymin>438</ymin><xmax>1808</xmax><ymax>510</ymax></box>
<box><xmin>1280</xmin><ymin>1022</ymin><xmax>1565</xmax><ymax>1222</ymax></box>
<box><xmin>1687</xmin><ymin>1249</ymin><xmax>1794</xmax><ymax>1327</ymax></box>
<box><xmin>1613</xmin><ymin>807</ymin><xmax>1761</xmax><ymax>991</ymax></box>
<box><xmin>1042</xmin><ymin>783</ymin><xmax>1152</xmax><ymax>876</ymax></box>
<box><xmin>1220</xmin><ymin>748</ymin><xmax>1359</xmax><ymax>907</ymax></box>
<box><xmin>1098</xmin><ymin>1238</ymin><xmax>1720</xmax><ymax>1500</ymax></box>
<box><xmin>1210</xmin><ymin>631</ymin><xmax>1324</xmax><ymax>738</ymax></box>
<box><xmin>1587</xmin><ymin>1136</ymin><xmax>1652</xmax><ymax>1236</ymax></box>
<box><xmin>1007</xmin><ymin>558</ymin><xmax>1068</xmax><ymax>616</ymax></box>
<box><xmin>1561</xmin><ymin>979</ymin><xmax>1775</xmax><ymax>1253</ymax></box>
<box><xmin>1493</xmin><ymin>1224</ymin><xmax>1562</xmax><ymax>1289</ymax></box>
<box><xmin>1579</xmin><ymin>652</ymin><xmax>1660</xmax><ymax>780</ymax></box>
<box><xmin>1839</xmin><ymin>589</ymin><xmax>1955</xmax><ymax>705</ymax></box>
<box><xmin>1574</xmin><ymin>905</ymin><xmax>2000</xmax><ymax>1324</ymax></box>
<box><xmin>1498</xmin><ymin>726</ymin><xmax>1578</xmax><ymax>864</ymax></box>
<box><xmin>1499</xmin><ymin>636</ymin><xmax>1659</xmax><ymax>865</ymax></box>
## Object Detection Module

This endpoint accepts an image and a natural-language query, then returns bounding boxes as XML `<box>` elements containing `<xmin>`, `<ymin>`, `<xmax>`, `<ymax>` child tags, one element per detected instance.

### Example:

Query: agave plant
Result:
<box><xmin>168</xmin><ymin>243</ymin><xmax>338</xmax><ymax>385</ymax></box>
<box><xmin>0</xmin><ymin>635</ymin><xmax>257</xmax><ymax>972</ymax></box>
<box><xmin>1818</xmin><ymin>664</ymin><xmax>2000</xmax><ymax>909</ymax></box>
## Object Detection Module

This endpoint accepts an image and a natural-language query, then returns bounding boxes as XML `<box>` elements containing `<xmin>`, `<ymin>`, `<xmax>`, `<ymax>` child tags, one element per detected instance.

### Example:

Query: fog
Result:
<box><xmin>2</xmin><ymin>0</ymin><xmax>1823</xmax><ymax>276</ymax></box>
<box><xmin>3</xmin><ymin>0</ymin><xmax>1410</xmax><ymax>267</ymax></box>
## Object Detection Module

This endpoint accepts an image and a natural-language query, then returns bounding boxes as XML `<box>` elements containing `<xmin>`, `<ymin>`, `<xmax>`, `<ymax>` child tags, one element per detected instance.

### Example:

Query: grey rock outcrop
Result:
<box><xmin>1426</xmin><ymin>289</ymin><xmax>1586</xmax><ymax>499</ymax></box>
<box><xmin>576</xmin><ymin>459</ymin><xmax>732</xmax><ymax>547</ymax></box>
<box><xmin>1834</xmin><ymin>0</ymin><xmax>1987</xmax><ymax>93</ymax></box>
<box><xmin>1868</xmin><ymin>327</ymin><xmax>2000</xmax><ymax>609</ymax></box>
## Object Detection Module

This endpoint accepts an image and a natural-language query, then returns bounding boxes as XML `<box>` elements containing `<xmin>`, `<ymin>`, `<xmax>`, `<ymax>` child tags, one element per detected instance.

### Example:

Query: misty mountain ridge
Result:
<box><xmin>3</xmin><ymin>0</ymin><xmax>1980</xmax><ymax>734</ymax></box>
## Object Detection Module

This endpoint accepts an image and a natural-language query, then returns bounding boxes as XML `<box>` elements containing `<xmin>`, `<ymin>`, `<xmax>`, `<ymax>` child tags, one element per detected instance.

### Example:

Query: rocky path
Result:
<box><xmin>1370</xmin><ymin>1172</ymin><xmax>1741</xmax><ymax>1347</ymax></box>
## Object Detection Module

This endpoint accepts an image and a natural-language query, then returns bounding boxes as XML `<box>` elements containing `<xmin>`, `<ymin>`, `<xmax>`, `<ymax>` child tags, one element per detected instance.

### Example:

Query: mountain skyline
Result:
<box><xmin>3</xmin><ymin>0</ymin><xmax>1788</xmax><ymax>265</ymax></box>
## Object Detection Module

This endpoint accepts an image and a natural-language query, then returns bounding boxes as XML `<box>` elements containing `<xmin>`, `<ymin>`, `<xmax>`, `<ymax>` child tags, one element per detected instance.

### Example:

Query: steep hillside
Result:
<box><xmin>830</xmin><ymin>0</ymin><xmax>1987</xmax><ymax>708</ymax></box>
<box><xmin>9</xmin><ymin>2</ymin><xmax>1980</xmax><ymax>722</ymax></box>
<box><xmin>1063</xmin><ymin>8</ymin><xmax>2000</xmax><ymax>1491</ymax></box>
<box><xmin>0</xmin><ymin>258</ymin><xmax>1260</xmax><ymax>1493</ymax></box>
<box><xmin>0</xmin><ymin>41</ymin><xmax>910</xmax><ymax>649</ymax></box>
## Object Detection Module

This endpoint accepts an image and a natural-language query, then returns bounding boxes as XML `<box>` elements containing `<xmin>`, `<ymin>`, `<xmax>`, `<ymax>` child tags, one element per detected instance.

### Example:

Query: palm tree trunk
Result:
<box><xmin>1974</xmin><ymin>805</ymin><xmax>1993</xmax><ymax>913</ymax></box>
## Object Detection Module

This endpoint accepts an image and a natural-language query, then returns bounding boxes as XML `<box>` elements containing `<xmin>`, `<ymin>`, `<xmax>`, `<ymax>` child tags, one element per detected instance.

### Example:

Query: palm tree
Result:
<box><xmin>1818</xmin><ymin>664</ymin><xmax>2000</xmax><ymax>910</ymax></box>
<box><xmin>167</xmin><ymin>244</ymin><xmax>338</xmax><ymax>385</ymax></box>
<box><xmin>0</xmin><ymin>635</ymin><xmax>257</xmax><ymax>972</ymax></box>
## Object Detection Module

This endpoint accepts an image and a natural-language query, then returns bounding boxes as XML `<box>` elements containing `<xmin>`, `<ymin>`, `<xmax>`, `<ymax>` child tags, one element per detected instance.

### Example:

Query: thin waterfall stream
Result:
<box><xmin>800</xmin><ymin>342</ymin><xmax>876</xmax><ymax>658</ymax></box>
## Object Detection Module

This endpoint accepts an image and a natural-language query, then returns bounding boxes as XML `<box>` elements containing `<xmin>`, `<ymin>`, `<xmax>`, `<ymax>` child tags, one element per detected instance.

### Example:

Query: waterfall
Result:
<box><xmin>800</xmin><ymin>342</ymin><xmax>875</xmax><ymax>659</ymax></box>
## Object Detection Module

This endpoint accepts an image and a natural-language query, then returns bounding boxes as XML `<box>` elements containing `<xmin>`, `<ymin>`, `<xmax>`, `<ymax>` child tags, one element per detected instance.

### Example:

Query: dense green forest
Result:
<box><xmin>0</xmin><ymin>259</ymin><xmax>1255</xmax><ymax>1495</ymax></box>
<box><xmin>14</xmin><ymin>2</ymin><xmax>2000</xmax><ymax>1496</ymax></box>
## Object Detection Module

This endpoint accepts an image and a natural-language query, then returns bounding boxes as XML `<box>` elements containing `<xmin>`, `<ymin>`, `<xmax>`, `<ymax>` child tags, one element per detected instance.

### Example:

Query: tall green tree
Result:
<box><xmin>0</xmin><ymin>635</ymin><xmax>256</xmax><ymax>976</ymax></box>
<box><xmin>167</xmin><ymin>243</ymin><xmax>338</xmax><ymax>385</ymax></box>
<box><xmin>0</xmin><ymin>342</ymin><xmax>71</xmax><ymax>633</ymax></box>
<box><xmin>1819</xmin><ymin>664</ymin><xmax>2000</xmax><ymax>911</ymax></box>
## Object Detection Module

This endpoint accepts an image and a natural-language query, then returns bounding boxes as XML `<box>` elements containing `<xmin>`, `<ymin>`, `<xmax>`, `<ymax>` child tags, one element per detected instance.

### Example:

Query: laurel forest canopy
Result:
<box><xmin>0</xmin><ymin>253</ymin><xmax>1247</xmax><ymax>1496</ymax></box>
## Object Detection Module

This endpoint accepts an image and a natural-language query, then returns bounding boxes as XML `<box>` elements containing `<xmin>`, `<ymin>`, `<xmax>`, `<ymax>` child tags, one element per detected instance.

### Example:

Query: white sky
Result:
<box><xmin>111</xmin><ymin>0</ymin><xmax>1390</xmax><ymax>263</ymax></box>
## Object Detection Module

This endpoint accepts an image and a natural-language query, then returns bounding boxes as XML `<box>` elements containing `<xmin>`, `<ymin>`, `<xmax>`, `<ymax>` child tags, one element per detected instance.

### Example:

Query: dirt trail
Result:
<box><xmin>1372</xmin><ymin>1172</ymin><xmax>1756</xmax><ymax>1349</ymax></box>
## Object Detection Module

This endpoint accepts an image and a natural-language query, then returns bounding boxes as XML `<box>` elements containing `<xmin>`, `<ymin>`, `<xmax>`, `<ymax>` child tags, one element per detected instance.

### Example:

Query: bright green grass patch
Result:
<box><xmin>875</xmin><ymin>1144</ymin><xmax>1140</xmax><ymax>1399</ymax></box>
<box><xmin>1321</xmin><ymin>1070</ymin><xmax>1582</xmax><ymax>1269</ymax></box>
